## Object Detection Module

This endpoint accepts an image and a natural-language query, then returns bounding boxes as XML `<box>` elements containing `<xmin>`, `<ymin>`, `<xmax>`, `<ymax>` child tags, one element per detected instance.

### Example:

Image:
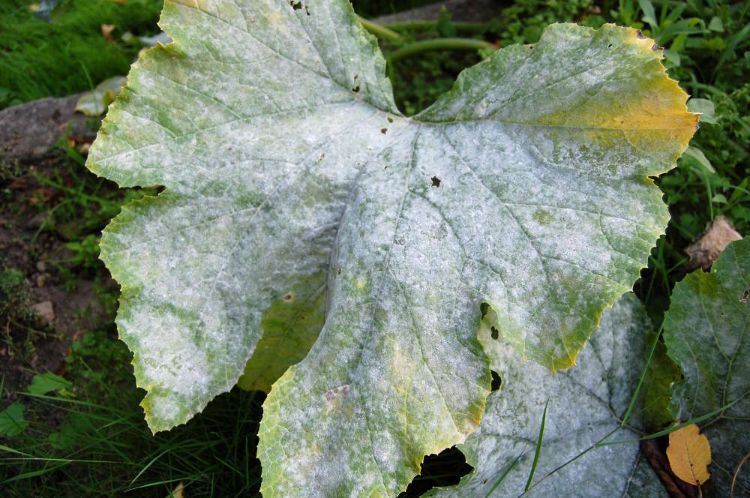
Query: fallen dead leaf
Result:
<box><xmin>667</xmin><ymin>424</ymin><xmax>712</xmax><ymax>486</ymax></box>
<box><xmin>101</xmin><ymin>24</ymin><xmax>115</xmax><ymax>42</ymax></box>
<box><xmin>686</xmin><ymin>216</ymin><xmax>743</xmax><ymax>270</ymax></box>
<box><xmin>168</xmin><ymin>481</ymin><xmax>185</xmax><ymax>498</ymax></box>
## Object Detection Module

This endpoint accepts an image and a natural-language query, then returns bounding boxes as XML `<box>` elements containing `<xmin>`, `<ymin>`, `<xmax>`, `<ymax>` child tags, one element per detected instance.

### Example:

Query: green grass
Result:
<box><xmin>0</xmin><ymin>0</ymin><xmax>162</xmax><ymax>109</ymax></box>
<box><xmin>1</xmin><ymin>329</ymin><xmax>264</xmax><ymax>498</ymax></box>
<box><xmin>0</xmin><ymin>0</ymin><xmax>749</xmax><ymax>495</ymax></box>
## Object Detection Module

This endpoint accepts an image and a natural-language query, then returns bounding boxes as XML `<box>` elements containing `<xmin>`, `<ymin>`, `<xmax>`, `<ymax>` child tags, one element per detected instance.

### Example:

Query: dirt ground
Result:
<box><xmin>0</xmin><ymin>96</ymin><xmax>113</xmax><ymax>399</ymax></box>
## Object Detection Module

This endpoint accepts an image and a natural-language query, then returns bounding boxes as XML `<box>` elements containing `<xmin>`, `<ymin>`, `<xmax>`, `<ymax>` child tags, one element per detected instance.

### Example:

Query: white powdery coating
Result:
<box><xmin>664</xmin><ymin>239</ymin><xmax>750</xmax><ymax>497</ymax></box>
<box><xmin>86</xmin><ymin>0</ymin><xmax>693</xmax><ymax>494</ymax></box>
<box><xmin>429</xmin><ymin>295</ymin><xmax>667</xmax><ymax>497</ymax></box>
<box><xmin>133</xmin><ymin>310</ymin><xmax>211</xmax><ymax>397</ymax></box>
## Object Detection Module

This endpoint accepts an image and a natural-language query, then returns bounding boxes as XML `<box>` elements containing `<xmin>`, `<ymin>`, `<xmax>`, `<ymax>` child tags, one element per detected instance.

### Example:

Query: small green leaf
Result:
<box><xmin>687</xmin><ymin>98</ymin><xmax>718</xmax><ymax>124</ymax></box>
<box><xmin>664</xmin><ymin>238</ymin><xmax>750</xmax><ymax>496</ymax></box>
<box><xmin>711</xmin><ymin>193</ymin><xmax>728</xmax><ymax>204</ymax></box>
<box><xmin>682</xmin><ymin>145</ymin><xmax>716</xmax><ymax>174</ymax></box>
<box><xmin>707</xmin><ymin>16</ymin><xmax>724</xmax><ymax>33</ymax></box>
<box><xmin>637</xmin><ymin>0</ymin><xmax>658</xmax><ymax>30</ymax></box>
<box><xmin>27</xmin><ymin>372</ymin><xmax>73</xmax><ymax>396</ymax></box>
<box><xmin>0</xmin><ymin>403</ymin><xmax>28</xmax><ymax>437</ymax></box>
<box><xmin>48</xmin><ymin>413</ymin><xmax>94</xmax><ymax>450</ymax></box>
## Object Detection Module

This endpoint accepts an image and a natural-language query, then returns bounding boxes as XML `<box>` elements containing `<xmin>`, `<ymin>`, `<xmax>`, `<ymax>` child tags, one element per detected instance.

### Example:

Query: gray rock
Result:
<box><xmin>0</xmin><ymin>94</ymin><xmax>98</xmax><ymax>163</ymax></box>
<box><xmin>31</xmin><ymin>301</ymin><xmax>55</xmax><ymax>324</ymax></box>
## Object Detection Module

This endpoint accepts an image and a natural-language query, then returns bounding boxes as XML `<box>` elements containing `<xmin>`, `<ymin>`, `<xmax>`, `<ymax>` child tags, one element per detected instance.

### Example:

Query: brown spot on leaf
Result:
<box><xmin>324</xmin><ymin>384</ymin><xmax>350</xmax><ymax>401</ymax></box>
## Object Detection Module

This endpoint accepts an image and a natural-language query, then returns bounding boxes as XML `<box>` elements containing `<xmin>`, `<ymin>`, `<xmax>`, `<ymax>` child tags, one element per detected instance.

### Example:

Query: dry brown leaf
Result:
<box><xmin>667</xmin><ymin>424</ymin><xmax>712</xmax><ymax>486</ymax></box>
<box><xmin>686</xmin><ymin>216</ymin><xmax>743</xmax><ymax>270</ymax></box>
<box><xmin>168</xmin><ymin>481</ymin><xmax>185</xmax><ymax>498</ymax></box>
<box><xmin>101</xmin><ymin>24</ymin><xmax>115</xmax><ymax>43</ymax></box>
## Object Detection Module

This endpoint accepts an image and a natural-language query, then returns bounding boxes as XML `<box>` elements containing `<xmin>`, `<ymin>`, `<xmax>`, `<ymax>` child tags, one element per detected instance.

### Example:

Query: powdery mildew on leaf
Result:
<box><xmin>86</xmin><ymin>0</ymin><xmax>697</xmax><ymax>494</ymax></box>
<box><xmin>664</xmin><ymin>238</ymin><xmax>749</xmax><ymax>496</ymax></box>
<box><xmin>429</xmin><ymin>294</ymin><xmax>666</xmax><ymax>497</ymax></box>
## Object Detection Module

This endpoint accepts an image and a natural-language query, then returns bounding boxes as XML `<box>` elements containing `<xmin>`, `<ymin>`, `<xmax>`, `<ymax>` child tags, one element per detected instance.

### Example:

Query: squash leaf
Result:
<box><xmin>429</xmin><ymin>294</ymin><xmax>667</xmax><ymax>497</ymax></box>
<box><xmin>87</xmin><ymin>0</ymin><xmax>696</xmax><ymax>494</ymax></box>
<box><xmin>664</xmin><ymin>238</ymin><xmax>749</xmax><ymax>496</ymax></box>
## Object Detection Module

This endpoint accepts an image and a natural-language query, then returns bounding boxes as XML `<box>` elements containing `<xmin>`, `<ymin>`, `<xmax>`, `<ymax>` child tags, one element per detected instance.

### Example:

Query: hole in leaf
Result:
<box><xmin>490</xmin><ymin>370</ymin><xmax>501</xmax><ymax>391</ymax></box>
<box><xmin>381</xmin><ymin>128</ymin><xmax>388</xmax><ymax>134</ymax></box>
<box><xmin>739</xmin><ymin>288</ymin><xmax>749</xmax><ymax>304</ymax></box>
<box><xmin>480</xmin><ymin>302</ymin><xmax>490</xmax><ymax>317</ymax></box>
<box><xmin>289</xmin><ymin>0</ymin><xmax>302</xmax><ymax>10</ymax></box>
<box><xmin>431</xmin><ymin>176</ymin><xmax>441</xmax><ymax>187</ymax></box>
<box><xmin>352</xmin><ymin>85</ymin><xmax>360</xmax><ymax>93</ymax></box>
<box><xmin>490</xmin><ymin>326</ymin><xmax>499</xmax><ymax>340</ymax></box>
<box><xmin>399</xmin><ymin>446</ymin><xmax>473</xmax><ymax>496</ymax></box>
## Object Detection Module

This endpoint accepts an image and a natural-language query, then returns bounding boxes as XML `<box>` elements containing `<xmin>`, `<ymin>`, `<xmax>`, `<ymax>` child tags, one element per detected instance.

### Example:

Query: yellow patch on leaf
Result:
<box><xmin>667</xmin><ymin>424</ymin><xmax>712</xmax><ymax>486</ymax></box>
<box><xmin>536</xmin><ymin>28</ymin><xmax>698</xmax><ymax>162</ymax></box>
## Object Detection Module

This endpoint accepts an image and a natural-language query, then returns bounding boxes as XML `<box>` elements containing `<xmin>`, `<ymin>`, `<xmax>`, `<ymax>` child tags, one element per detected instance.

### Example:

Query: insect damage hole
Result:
<box><xmin>490</xmin><ymin>326</ymin><xmax>499</xmax><ymax>340</ymax></box>
<box><xmin>490</xmin><ymin>370</ymin><xmax>502</xmax><ymax>391</ymax></box>
<box><xmin>400</xmin><ymin>446</ymin><xmax>473</xmax><ymax>496</ymax></box>
<box><xmin>431</xmin><ymin>176</ymin><xmax>441</xmax><ymax>187</ymax></box>
<box><xmin>289</xmin><ymin>0</ymin><xmax>302</xmax><ymax>10</ymax></box>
